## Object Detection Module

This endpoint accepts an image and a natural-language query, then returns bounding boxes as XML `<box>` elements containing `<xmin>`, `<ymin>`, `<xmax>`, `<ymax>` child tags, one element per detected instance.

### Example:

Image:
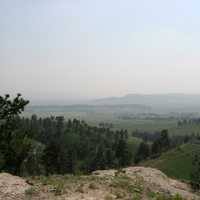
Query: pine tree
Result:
<box><xmin>135</xmin><ymin>142</ymin><xmax>150</xmax><ymax>163</ymax></box>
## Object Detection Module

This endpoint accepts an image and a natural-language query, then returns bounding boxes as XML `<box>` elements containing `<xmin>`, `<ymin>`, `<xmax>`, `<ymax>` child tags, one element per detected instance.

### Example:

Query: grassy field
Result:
<box><xmin>23</xmin><ymin>110</ymin><xmax>200</xmax><ymax>136</ymax></box>
<box><xmin>142</xmin><ymin>144</ymin><xmax>200</xmax><ymax>181</ymax></box>
<box><xmin>114</xmin><ymin>119</ymin><xmax>200</xmax><ymax>136</ymax></box>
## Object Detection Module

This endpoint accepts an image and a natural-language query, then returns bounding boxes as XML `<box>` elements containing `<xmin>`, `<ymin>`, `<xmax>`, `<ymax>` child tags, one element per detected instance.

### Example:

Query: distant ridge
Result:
<box><xmin>92</xmin><ymin>93</ymin><xmax>200</xmax><ymax>106</ymax></box>
<box><xmin>27</xmin><ymin>94</ymin><xmax>200</xmax><ymax>114</ymax></box>
<box><xmin>91</xmin><ymin>93</ymin><xmax>200</xmax><ymax>113</ymax></box>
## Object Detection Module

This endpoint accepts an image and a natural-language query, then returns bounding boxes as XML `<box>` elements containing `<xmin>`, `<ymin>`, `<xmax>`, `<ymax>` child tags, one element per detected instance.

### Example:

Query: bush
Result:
<box><xmin>25</xmin><ymin>187</ymin><xmax>36</xmax><ymax>196</ymax></box>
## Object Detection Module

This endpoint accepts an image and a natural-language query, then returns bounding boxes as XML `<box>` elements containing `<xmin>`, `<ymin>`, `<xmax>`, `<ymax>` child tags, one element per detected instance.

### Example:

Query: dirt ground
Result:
<box><xmin>0</xmin><ymin>167</ymin><xmax>199</xmax><ymax>200</ymax></box>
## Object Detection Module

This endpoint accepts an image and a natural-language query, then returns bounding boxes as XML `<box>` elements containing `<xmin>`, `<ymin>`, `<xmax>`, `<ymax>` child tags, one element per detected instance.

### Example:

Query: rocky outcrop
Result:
<box><xmin>0</xmin><ymin>167</ymin><xmax>199</xmax><ymax>200</ymax></box>
<box><xmin>93</xmin><ymin>167</ymin><xmax>199</xmax><ymax>200</ymax></box>
<box><xmin>0</xmin><ymin>173</ymin><xmax>30</xmax><ymax>200</ymax></box>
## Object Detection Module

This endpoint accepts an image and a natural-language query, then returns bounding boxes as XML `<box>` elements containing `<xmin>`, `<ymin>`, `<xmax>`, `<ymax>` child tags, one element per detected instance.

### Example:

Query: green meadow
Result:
<box><xmin>142</xmin><ymin>144</ymin><xmax>200</xmax><ymax>181</ymax></box>
<box><xmin>23</xmin><ymin>107</ymin><xmax>200</xmax><ymax>136</ymax></box>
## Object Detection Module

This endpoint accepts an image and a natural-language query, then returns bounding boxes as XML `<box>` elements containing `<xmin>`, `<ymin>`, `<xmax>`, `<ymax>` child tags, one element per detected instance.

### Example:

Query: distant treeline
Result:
<box><xmin>133</xmin><ymin>129</ymin><xmax>200</xmax><ymax>163</ymax></box>
<box><xmin>132</xmin><ymin>131</ymin><xmax>161</xmax><ymax>142</ymax></box>
<box><xmin>99</xmin><ymin>122</ymin><xmax>113</xmax><ymax>128</ymax></box>
<box><xmin>178</xmin><ymin>118</ymin><xmax>200</xmax><ymax>127</ymax></box>
<box><xmin>132</xmin><ymin>130</ymin><xmax>200</xmax><ymax>145</ymax></box>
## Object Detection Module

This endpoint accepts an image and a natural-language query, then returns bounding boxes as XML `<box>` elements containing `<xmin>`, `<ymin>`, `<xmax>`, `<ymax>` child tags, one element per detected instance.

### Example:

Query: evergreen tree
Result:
<box><xmin>135</xmin><ymin>142</ymin><xmax>150</xmax><ymax>163</ymax></box>
<box><xmin>0</xmin><ymin>94</ymin><xmax>30</xmax><ymax>175</ymax></box>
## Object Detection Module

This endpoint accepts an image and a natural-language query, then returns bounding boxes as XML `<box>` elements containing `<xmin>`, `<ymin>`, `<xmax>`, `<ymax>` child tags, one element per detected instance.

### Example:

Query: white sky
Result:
<box><xmin>1</xmin><ymin>0</ymin><xmax>200</xmax><ymax>102</ymax></box>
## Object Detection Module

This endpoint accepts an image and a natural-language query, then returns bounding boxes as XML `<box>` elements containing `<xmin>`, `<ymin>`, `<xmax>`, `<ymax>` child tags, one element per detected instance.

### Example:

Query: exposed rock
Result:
<box><xmin>0</xmin><ymin>173</ymin><xmax>30</xmax><ymax>200</ymax></box>
<box><xmin>0</xmin><ymin>167</ymin><xmax>199</xmax><ymax>200</ymax></box>
<box><xmin>93</xmin><ymin>167</ymin><xmax>199</xmax><ymax>200</ymax></box>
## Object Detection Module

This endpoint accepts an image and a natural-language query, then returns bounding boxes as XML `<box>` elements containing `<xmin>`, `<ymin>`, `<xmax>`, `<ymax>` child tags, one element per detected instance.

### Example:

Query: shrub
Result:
<box><xmin>25</xmin><ymin>187</ymin><xmax>36</xmax><ymax>196</ymax></box>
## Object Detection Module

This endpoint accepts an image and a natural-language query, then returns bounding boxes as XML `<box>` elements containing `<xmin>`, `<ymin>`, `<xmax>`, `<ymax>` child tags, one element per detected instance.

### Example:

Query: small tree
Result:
<box><xmin>135</xmin><ymin>142</ymin><xmax>150</xmax><ymax>163</ymax></box>
<box><xmin>151</xmin><ymin>129</ymin><xmax>170</xmax><ymax>155</ymax></box>
<box><xmin>116</xmin><ymin>138</ymin><xmax>131</xmax><ymax>167</ymax></box>
<box><xmin>0</xmin><ymin>94</ymin><xmax>29</xmax><ymax>121</ymax></box>
<box><xmin>0</xmin><ymin>94</ymin><xmax>30</xmax><ymax>175</ymax></box>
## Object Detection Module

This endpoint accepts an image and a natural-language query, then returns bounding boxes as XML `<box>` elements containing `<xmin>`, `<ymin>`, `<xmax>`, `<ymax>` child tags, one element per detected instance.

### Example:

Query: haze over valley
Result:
<box><xmin>2</xmin><ymin>1</ymin><xmax>200</xmax><ymax>199</ymax></box>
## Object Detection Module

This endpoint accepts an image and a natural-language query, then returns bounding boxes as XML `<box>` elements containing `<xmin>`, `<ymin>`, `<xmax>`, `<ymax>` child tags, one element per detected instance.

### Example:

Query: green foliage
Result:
<box><xmin>54</xmin><ymin>182</ymin><xmax>65</xmax><ymax>196</ymax></box>
<box><xmin>152</xmin><ymin>129</ymin><xmax>170</xmax><ymax>155</ymax></box>
<box><xmin>146</xmin><ymin>190</ymin><xmax>156</xmax><ymax>198</ymax></box>
<box><xmin>0</xmin><ymin>152</ymin><xmax>5</xmax><ymax>170</ymax></box>
<box><xmin>172</xmin><ymin>194</ymin><xmax>186</xmax><ymax>200</ymax></box>
<box><xmin>134</xmin><ymin>129</ymin><xmax>176</xmax><ymax>164</ymax></box>
<box><xmin>0</xmin><ymin>93</ymin><xmax>29</xmax><ymax>121</ymax></box>
<box><xmin>135</xmin><ymin>142</ymin><xmax>150</xmax><ymax>163</ymax></box>
<box><xmin>110</xmin><ymin>175</ymin><xmax>142</xmax><ymax>194</ymax></box>
<box><xmin>155</xmin><ymin>193</ymin><xmax>186</xmax><ymax>200</ymax></box>
<box><xmin>143</xmin><ymin>144</ymin><xmax>200</xmax><ymax>181</ymax></box>
<box><xmin>25</xmin><ymin>187</ymin><xmax>36</xmax><ymax>196</ymax></box>
<box><xmin>0</xmin><ymin>94</ymin><xmax>134</xmax><ymax>176</ymax></box>
<box><xmin>132</xmin><ymin>193</ymin><xmax>142</xmax><ymax>200</ymax></box>
<box><xmin>190</xmin><ymin>154</ymin><xmax>200</xmax><ymax>190</ymax></box>
<box><xmin>0</xmin><ymin>94</ymin><xmax>30</xmax><ymax>175</ymax></box>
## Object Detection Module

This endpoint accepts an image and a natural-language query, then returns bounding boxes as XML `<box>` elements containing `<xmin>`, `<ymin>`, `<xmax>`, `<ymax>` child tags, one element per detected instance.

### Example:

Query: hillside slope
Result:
<box><xmin>0</xmin><ymin>167</ymin><xmax>199</xmax><ymax>200</ymax></box>
<box><xmin>142</xmin><ymin>144</ymin><xmax>200</xmax><ymax>181</ymax></box>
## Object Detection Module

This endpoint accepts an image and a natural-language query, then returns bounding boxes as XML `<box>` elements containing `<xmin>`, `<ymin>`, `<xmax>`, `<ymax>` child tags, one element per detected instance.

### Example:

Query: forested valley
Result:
<box><xmin>1</xmin><ymin>94</ymin><xmax>200</xmax><ymax>182</ymax></box>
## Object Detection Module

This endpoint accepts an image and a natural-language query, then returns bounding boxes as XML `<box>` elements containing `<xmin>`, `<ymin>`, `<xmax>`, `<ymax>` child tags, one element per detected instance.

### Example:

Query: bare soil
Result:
<box><xmin>0</xmin><ymin>167</ymin><xmax>199</xmax><ymax>200</ymax></box>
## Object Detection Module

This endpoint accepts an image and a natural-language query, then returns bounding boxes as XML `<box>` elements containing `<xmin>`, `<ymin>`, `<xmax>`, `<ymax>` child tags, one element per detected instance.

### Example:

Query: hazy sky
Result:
<box><xmin>1</xmin><ymin>0</ymin><xmax>200</xmax><ymax>103</ymax></box>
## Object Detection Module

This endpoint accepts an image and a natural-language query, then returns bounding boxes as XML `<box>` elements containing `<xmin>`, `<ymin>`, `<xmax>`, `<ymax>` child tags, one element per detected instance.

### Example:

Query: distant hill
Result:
<box><xmin>27</xmin><ymin>94</ymin><xmax>200</xmax><ymax>115</ymax></box>
<box><xmin>92</xmin><ymin>94</ymin><xmax>200</xmax><ymax>113</ymax></box>
<box><xmin>93</xmin><ymin>93</ymin><xmax>200</xmax><ymax>105</ymax></box>
<box><xmin>142</xmin><ymin>144</ymin><xmax>200</xmax><ymax>181</ymax></box>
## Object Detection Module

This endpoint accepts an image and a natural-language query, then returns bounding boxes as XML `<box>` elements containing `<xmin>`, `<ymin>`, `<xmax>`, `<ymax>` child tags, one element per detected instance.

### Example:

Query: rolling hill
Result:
<box><xmin>142</xmin><ymin>144</ymin><xmax>200</xmax><ymax>181</ymax></box>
